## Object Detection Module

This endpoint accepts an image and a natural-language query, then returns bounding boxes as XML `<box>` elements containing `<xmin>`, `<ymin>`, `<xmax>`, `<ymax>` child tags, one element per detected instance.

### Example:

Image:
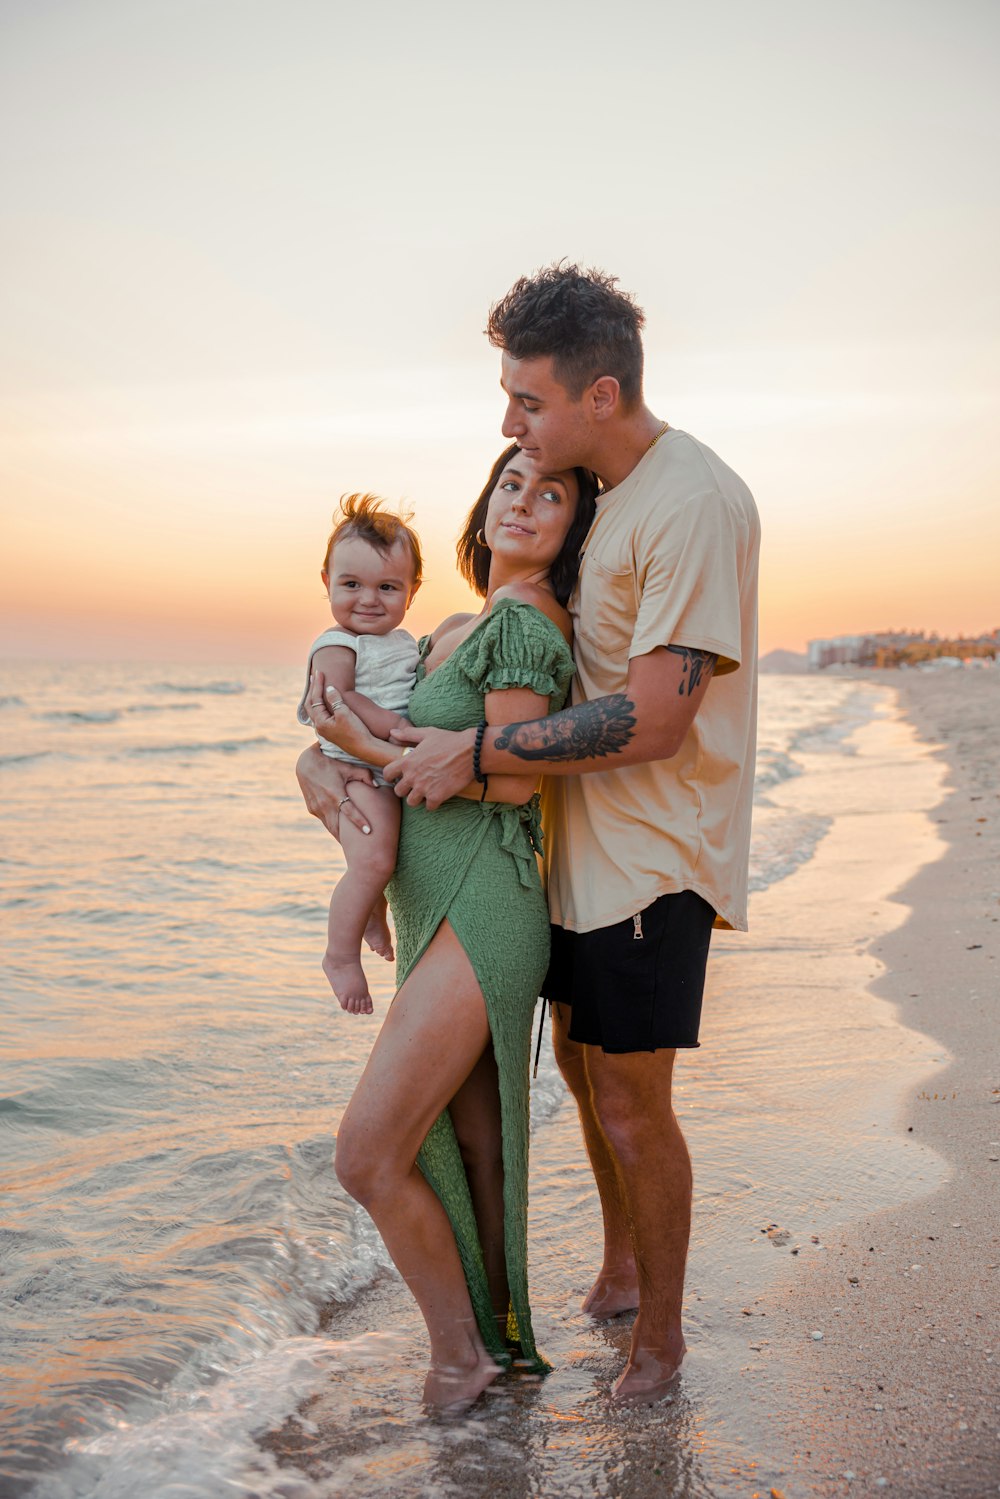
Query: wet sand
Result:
<box><xmin>759</xmin><ymin>669</ymin><xmax>1000</xmax><ymax>1497</ymax></box>
<box><xmin>263</xmin><ymin>670</ymin><xmax>999</xmax><ymax>1497</ymax></box>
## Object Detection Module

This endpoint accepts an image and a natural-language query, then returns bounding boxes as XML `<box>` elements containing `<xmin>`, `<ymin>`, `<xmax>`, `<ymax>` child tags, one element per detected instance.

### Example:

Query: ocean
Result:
<box><xmin>0</xmin><ymin>665</ymin><xmax>942</xmax><ymax>1498</ymax></box>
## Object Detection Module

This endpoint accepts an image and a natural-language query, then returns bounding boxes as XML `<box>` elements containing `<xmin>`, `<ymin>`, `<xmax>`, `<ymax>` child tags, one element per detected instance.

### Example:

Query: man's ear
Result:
<box><xmin>587</xmin><ymin>375</ymin><xmax>621</xmax><ymax>422</ymax></box>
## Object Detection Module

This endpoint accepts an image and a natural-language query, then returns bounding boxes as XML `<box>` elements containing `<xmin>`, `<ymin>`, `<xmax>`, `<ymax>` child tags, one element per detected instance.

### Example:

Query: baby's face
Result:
<box><xmin>323</xmin><ymin>535</ymin><xmax>417</xmax><ymax>637</ymax></box>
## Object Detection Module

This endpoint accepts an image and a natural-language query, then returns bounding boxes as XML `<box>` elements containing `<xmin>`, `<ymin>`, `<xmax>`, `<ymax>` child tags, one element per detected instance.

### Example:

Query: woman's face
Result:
<box><xmin>483</xmin><ymin>453</ymin><xmax>580</xmax><ymax>575</ymax></box>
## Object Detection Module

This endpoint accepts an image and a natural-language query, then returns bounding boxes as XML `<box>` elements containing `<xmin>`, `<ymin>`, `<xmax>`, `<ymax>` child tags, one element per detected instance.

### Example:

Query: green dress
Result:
<box><xmin>385</xmin><ymin>598</ymin><xmax>575</xmax><ymax>1372</ymax></box>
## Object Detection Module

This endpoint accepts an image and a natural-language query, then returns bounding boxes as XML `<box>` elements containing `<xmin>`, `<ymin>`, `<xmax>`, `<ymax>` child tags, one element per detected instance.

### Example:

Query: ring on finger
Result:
<box><xmin>337</xmin><ymin>796</ymin><xmax>351</xmax><ymax>808</ymax></box>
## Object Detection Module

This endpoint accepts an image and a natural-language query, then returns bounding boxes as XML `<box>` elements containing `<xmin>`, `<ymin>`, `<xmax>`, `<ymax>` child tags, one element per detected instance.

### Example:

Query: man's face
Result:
<box><xmin>500</xmin><ymin>353</ymin><xmax>594</xmax><ymax>473</ymax></box>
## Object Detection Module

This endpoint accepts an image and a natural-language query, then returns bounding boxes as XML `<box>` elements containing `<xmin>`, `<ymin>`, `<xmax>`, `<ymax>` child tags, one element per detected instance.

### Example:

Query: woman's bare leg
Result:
<box><xmin>449</xmin><ymin>1045</ymin><xmax>509</xmax><ymax>1337</ymax></box>
<box><xmin>334</xmin><ymin>919</ymin><xmax>501</xmax><ymax>1409</ymax></box>
<box><xmin>324</xmin><ymin>784</ymin><xmax>399</xmax><ymax>1013</ymax></box>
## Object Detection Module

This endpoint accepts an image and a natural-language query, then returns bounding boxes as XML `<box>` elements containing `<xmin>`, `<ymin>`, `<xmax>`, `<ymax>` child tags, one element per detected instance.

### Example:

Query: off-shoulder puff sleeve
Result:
<box><xmin>459</xmin><ymin>598</ymin><xmax>575</xmax><ymax>708</ymax></box>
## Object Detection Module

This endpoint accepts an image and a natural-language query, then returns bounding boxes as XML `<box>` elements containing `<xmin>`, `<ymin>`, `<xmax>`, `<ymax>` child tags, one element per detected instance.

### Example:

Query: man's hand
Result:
<box><xmin>296</xmin><ymin>743</ymin><xmax>376</xmax><ymax>836</ymax></box>
<box><xmin>386</xmin><ymin>724</ymin><xmax>477</xmax><ymax>809</ymax></box>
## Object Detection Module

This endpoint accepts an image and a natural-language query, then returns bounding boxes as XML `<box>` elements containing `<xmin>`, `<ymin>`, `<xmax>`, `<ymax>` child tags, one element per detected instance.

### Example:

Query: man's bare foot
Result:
<box><xmin>322</xmin><ymin>951</ymin><xmax>373</xmax><ymax>1014</ymax></box>
<box><xmin>611</xmin><ymin>1332</ymin><xmax>687</xmax><ymax>1404</ymax></box>
<box><xmin>423</xmin><ymin>1354</ymin><xmax>502</xmax><ymax>1413</ymax></box>
<box><xmin>363</xmin><ymin>907</ymin><xmax>394</xmax><ymax>962</ymax></box>
<box><xmin>582</xmin><ymin>1267</ymin><xmax>640</xmax><ymax>1319</ymax></box>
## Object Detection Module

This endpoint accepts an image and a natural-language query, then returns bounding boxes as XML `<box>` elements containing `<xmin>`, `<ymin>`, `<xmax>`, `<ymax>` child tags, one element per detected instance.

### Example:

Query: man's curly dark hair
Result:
<box><xmin>485</xmin><ymin>262</ymin><xmax>646</xmax><ymax>408</ymax></box>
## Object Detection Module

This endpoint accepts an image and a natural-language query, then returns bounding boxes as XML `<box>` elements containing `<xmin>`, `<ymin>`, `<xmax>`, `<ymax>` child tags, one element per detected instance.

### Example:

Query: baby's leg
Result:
<box><xmin>323</xmin><ymin>784</ymin><xmax>399</xmax><ymax>1015</ymax></box>
<box><xmin>363</xmin><ymin>892</ymin><xmax>394</xmax><ymax>962</ymax></box>
<box><xmin>363</xmin><ymin>786</ymin><xmax>401</xmax><ymax>958</ymax></box>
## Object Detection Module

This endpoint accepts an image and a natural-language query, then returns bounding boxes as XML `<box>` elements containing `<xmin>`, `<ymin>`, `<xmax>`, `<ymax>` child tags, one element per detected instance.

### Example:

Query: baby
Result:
<box><xmin>297</xmin><ymin>494</ymin><xmax>421</xmax><ymax>1015</ymax></box>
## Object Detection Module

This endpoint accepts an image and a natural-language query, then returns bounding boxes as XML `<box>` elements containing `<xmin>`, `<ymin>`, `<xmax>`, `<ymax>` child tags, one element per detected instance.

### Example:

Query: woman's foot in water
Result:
<box><xmin>363</xmin><ymin>899</ymin><xmax>395</xmax><ymax>962</ymax></box>
<box><xmin>423</xmin><ymin>1353</ymin><xmax>503</xmax><ymax>1413</ymax></box>
<box><xmin>322</xmin><ymin>949</ymin><xmax>373</xmax><ymax>1014</ymax></box>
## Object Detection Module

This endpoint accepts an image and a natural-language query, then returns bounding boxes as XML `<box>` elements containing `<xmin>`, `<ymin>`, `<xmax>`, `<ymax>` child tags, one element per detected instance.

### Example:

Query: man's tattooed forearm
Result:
<box><xmin>667</xmin><ymin>645</ymin><xmax>718</xmax><ymax>696</ymax></box>
<box><xmin>494</xmin><ymin>694</ymin><xmax>637</xmax><ymax>763</ymax></box>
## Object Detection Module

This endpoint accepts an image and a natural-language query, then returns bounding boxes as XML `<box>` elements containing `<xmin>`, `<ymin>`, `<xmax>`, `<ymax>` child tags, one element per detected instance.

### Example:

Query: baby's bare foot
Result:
<box><xmin>322</xmin><ymin>951</ymin><xmax>373</xmax><ymax>1014</ymax></box>
<box><xmin>363</xmin><ymin>908</ymin><xmax>394</xmax><ymax>962</ymax></box>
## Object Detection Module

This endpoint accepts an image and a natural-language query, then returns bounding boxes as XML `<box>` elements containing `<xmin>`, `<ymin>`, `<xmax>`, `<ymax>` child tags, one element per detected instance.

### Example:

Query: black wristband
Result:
<box><xmin>472</xmin><ymin>719</ymin><xmax>488</xmax><ymax>783</ymax></box>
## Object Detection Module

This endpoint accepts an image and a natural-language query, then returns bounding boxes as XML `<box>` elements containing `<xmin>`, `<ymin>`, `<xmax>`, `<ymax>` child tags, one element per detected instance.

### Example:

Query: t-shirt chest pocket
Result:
<box><xmin>574</xmin><ymin>555</ymin><xmax>639</xmax><ymax>661</ymax></box>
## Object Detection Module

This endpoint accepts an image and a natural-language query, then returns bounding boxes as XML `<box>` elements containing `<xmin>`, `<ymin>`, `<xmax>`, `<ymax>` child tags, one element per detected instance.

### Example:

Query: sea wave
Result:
<box><xmin>748</xmin><ymin>810</ymin><xmax>834</xmax><ymax>893</ymax></box>
<box><xmin>789</xmin><ymin>686</ymin><xmax>876</xmax><ymax>755</ymax></box>
<box><xmin>37</xmin><ymin>708</ymin><xmax>121</xmax><ymax>724</ymax></box>
<box><xmin>753</xmin><ymin>746</ymin><xmax>801</xmax><ymax>803</ymax></box>
<box><xmin>152</xmin><ymin>680</ymin><xmax>246</xmax><ymax>696</ymax></box>
<box><xmin>0</xmin><ymin>750</ymin><xmax>52</xmax><ymax>767</ymax></box>
<box><xmin>0</xmin><ymin>694</ymin><xmax>25</xmax><ymax>708</ymax></box>
<box><xmin>127</xmin><ymin>736</ymin><xmax>271</xmax><ymax>757</ymax></box>
<box><xmin>124</xmin><ymin>702</ymin><xmax>204</xmax><ymax>715</ymax></box>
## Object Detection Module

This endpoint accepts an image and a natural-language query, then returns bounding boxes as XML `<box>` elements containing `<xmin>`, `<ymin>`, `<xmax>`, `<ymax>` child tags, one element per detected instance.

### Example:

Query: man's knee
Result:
<box><xmin>589</xmin><ymin>1056</ymin><xmax>680</xmax><ymax>1156</ymax></box>
<box><xmin>457</xmin><ymin>1133</ymin><xmax>503</xmax><ymax>1183</ymax></box>
<box><xmin>551</xmin><ymin>1004</ymin><xmax>589</xmax><ymax>1094</ymax></box>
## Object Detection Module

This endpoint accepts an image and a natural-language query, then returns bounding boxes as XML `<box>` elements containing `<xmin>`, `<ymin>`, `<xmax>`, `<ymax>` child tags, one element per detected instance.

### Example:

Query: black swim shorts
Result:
<box><xmin>540</xmin><ymin>889</ymin><xmax>716</xmax><ymax>1053</ymax></box>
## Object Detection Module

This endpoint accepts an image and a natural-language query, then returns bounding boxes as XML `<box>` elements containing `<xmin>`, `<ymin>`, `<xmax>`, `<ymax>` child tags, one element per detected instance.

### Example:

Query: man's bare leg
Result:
<box><xmin>449</xmin><ymin>1045</ymin><xmax>509</xmax><ymax>1337</ymax></box>
<box><xmin>585</xmin><ymin>1045</ymin><xmax>690</xmax><ymax>1401</ymax></box>
<box><xmin>551</xmin><ymin>1003</ymin><xmax>638</xmax><ymax>1316</ymax></box>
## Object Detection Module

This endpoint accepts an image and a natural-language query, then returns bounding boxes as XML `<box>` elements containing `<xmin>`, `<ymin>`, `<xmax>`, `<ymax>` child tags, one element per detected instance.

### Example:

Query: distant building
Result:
<box><xmin>806</xmin><ymin>629</ymin><xmax>998</xmax><ymax>670</ymax></box>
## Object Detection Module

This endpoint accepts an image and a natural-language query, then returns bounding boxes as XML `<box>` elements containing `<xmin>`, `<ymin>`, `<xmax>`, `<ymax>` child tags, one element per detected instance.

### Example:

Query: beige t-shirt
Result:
<box><xmin>541</xmin><ymin>428</ymin><xmax>759</xmax><ymax>933</ymax></box>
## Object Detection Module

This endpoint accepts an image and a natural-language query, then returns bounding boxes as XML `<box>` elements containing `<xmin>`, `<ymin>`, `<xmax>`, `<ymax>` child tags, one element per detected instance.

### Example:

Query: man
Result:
<box><xmin>299</xmin><ymin>264</ymin><xmax>759</xmax><ymax>1403</ymax></box>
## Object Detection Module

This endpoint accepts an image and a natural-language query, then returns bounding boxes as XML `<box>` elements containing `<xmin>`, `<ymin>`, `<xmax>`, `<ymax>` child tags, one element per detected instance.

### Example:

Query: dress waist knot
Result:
<box><xmin>489</xmin><ymin>794</ymin><xmax>543</xmax><ymax>888</ymax></box>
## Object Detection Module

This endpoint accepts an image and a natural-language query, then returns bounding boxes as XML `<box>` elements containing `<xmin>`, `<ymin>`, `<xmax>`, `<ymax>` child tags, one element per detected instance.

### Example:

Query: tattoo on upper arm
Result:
<box><xmin>494</xmin><ymin>694</ymin><xmax>637</xmax><ymax>762</ymax></box>
<box><xmin>667</xmin><ymin>645</ymin><xmax>717</xmax><ymax>696</ymax></box>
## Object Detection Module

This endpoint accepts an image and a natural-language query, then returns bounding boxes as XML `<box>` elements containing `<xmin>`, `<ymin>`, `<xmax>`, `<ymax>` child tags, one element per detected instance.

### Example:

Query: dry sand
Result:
<box><xmin>761</xmin><ymin>668</ymin><xmax>1000</xmax><ymax>1496</ymax></box>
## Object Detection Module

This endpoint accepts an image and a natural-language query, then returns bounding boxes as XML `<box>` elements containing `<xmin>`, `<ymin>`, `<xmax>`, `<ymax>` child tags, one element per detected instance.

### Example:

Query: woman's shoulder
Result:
<box><xmin>431</xmin><ymin>610</ymin><xmax>477</xmax><ymax>640</ymax></box>
<box><xmin>425</xmin><ymin>611</ymin><xmax>477</xmax><ymax>653</ymax></box>
<box><xmin>488</xmin><ymin>584</ymin><xmax>572</xmax><ymax>646</ymax></box>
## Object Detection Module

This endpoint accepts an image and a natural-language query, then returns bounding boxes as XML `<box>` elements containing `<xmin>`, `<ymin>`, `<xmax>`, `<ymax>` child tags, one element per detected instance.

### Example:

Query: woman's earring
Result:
<box><xmin>475</xmin><ymin>528</ymin><xmax>487</xmax><ymax>547</ymax></box>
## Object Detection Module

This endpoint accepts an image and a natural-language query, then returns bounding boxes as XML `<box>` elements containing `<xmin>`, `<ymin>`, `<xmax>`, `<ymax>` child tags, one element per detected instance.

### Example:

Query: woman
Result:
<box><xmin>300</xmin><ymin>444</ymin><xmax>598</xmax><ymax>1409</ymax></box>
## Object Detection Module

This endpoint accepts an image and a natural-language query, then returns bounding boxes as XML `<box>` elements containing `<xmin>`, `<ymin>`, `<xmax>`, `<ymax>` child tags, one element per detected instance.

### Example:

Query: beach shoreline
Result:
<box><xmin>758</xmin><ymin>669</ymin><xmax>1000</xmax><ymax>1496</ymax></box>
<box><xmin>260</xmin><ymin>674</ymin><xmax>998</xmax><ymax>1497</ymax></box>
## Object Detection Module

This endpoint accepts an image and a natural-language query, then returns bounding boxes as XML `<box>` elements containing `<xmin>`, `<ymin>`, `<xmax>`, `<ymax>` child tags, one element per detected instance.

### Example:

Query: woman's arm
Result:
<box><xmin>306</xmin><ymin>672</ymin><xmax>548</xmax><ymax>805</ymax></box>
<box><xmin>449</xmin><ymin>683</ymin><xmax>547</xmax><ymax>805</ymax></box>
<box><xmin>296</xmin><ymin>744</ymin><xmax>377</xmax><ymax>836</ymax></box>
<box><xmin>306</xmin><ymin>668</ymin><xmax>397</xmax><ymax>768</ymax></box>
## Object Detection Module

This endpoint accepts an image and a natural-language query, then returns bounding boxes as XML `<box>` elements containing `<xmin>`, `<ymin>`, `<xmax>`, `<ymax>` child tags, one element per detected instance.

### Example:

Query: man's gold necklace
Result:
<box><xmin>645</xmin><ymin>420</ymin><xmax>670</xmax><ymax>453</ymax></box>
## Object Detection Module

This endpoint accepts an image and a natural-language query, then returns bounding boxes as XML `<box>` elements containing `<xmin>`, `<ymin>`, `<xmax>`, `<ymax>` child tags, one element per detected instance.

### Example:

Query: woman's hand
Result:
<box><xmin>304</xmin><ymin>668</ymin><xmax>389</xmax><ymax>766</ymax></box>
<box><xmin>296</xmin><ymin>743</ymin><xmax>376</xmax><ymax>836</ymax></box>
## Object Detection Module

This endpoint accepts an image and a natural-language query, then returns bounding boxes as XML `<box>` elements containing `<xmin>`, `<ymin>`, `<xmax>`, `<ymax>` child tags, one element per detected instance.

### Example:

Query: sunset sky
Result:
<box><xmin>1</xmin><ymin>0</ymin><xmax>997</xmax><ymax>663</ymax></box>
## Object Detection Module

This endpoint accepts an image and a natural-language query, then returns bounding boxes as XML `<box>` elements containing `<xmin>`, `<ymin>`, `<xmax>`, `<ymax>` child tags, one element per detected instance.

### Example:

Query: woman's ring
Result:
<box><xmin>309</xmin><ymin>701</ymin><xmax>323</xmax><ymax>707</ymax></box>
<box><xmin>338</xmin><ymin>796</ymin><xmax>351</xmax><ymax>809</ymax></box>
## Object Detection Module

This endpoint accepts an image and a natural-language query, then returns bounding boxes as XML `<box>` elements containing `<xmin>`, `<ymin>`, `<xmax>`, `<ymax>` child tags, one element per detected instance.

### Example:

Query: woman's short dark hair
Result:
<box><xmin>457</xmin><ymin>444</ymin><xmax>599</xmax><ymax>607</ymax></box>
<box><xmin>486</xmin><ymin>262</ymin><xmax>645</xmax><ymax>409</ymax></box>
